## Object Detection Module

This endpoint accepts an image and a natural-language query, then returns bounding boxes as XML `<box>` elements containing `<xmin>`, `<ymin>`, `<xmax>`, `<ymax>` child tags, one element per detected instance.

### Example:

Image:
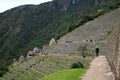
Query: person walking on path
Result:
<box><xmin>95</xmin><ymin>47</ymin><xmax>100</xmax><ymax>57</ymax></box>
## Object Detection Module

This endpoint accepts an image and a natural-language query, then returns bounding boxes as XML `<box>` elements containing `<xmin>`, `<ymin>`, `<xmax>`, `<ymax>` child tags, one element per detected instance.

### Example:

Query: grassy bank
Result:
<box><xmin>40</xmin><ymin>69</ymin><xmax>86</xmax><ymax>80</ymax></box>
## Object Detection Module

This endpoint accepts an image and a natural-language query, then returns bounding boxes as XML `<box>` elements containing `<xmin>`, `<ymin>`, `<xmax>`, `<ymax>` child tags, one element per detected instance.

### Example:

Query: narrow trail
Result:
<box><xmin>81</xmin><ymin>56</ymin><xmax>114</xmax><ymax>80</ymax></box>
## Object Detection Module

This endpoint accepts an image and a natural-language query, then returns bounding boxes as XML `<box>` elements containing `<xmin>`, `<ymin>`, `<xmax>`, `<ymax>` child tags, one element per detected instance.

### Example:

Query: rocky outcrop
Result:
<box><xmin>27</xmin><ymin>51</ymin><xmax>35</xmax><ymax>58</ymax></box>
<box><xmin>49</xmin><ymin>38</ymin><xmax>56</xmax><ymax>45</ymax></box>
<box><xmin>33</xmin><ymin>47</ymin><xmax>41</xmax><ymax>55</ymax></box>
<box><xmin>107</xmin><ymin>23</ymin><xmax>120</xmax><ymax>80</ymax></box>
<box><xmin>19</xmin><ymin>55</ymin><xmax>25</xmax><ymax>62</ymax></box>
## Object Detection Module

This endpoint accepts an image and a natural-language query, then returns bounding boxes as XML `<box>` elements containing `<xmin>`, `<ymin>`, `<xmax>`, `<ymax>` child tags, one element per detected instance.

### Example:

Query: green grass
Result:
<box><xmin>1</xmin><ymin>55</ymin><xmax>91</xmax><ymax>80</ymax></box>
<box><xmin>40</xmin><ymin>69</ymin><xmax>86</xmax><ymax>80</ymax></box>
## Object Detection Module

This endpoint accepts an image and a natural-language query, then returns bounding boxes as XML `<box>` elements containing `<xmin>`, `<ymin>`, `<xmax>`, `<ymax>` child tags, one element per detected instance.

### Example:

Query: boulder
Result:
<box><xmin>27</xmin><ymin>51</ymin><xmax>35</xmax><ymax>58</ymax></box>
<box><xmin>33</xmin><ymin>47</ymin><xmax>41</xmax><ymax>55</ymax></box>
<box><xmin>49</xmin><ymin>38</ymin><xmax>56</xmax><ymax>45</ymax></box>
<box><xmin>19</xmin><ymin>55</ymin><xmax>25</xmax><ymax>62</ymax></box>
<box><xmin>42</xmin><ymin>44</ymin><xmax>48</xmax><ymax>50</ymax></box>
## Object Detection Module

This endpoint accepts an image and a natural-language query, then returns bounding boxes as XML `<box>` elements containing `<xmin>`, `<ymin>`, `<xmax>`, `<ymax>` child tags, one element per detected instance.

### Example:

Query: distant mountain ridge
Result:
<box><xmin>0</xmin><ymin>0</ymin><xmax>119</xmax><ymax>70</ymax></box>
<box><xmin>1</xmin><ymin>4</ymin><xmax>120</xmax><ymax>80</ymax></box>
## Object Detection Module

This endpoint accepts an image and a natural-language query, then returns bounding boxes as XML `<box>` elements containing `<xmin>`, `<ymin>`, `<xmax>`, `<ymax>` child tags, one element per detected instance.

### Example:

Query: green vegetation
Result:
<box><xmin>55</xmin><ymin>8</ymin><xmax>107</xmax><ymax>40</ymax></box>
<box><xmin>0</xmin><ymin>69</ymin><xmax>8</xmax><ymax>77</ymax></box>
<box><xmin>40</xmin><ymin>69</ymin><xmax>86</xmax><ymax>80</ymax></box>
<box><xmin>109</xmin><ymin>2</ymin><xmax>120</xmax><ymax>9</ymax></box>
<box><xmin>77</xmin><ymin>45</ymin><xmax>88</xmax><ymax>57</ymax></box>
<box><xmin>0</xmin><ymin>0</ymin><xmax>120</xmax><ymax>75</ymax></box>
<box><xmin>106</xmin><ymin>30</ymin><xmax>112</xmax><ymax>36</ymax></box>
<box><xmin>71</xmin><ymin>61</ymin><xmax>84</xmax><ymax>69</ymax></box>
<box><xmin>0</xmin><ymin>55</ymin><xmax>91</xmax><ymax>80</ymax></box>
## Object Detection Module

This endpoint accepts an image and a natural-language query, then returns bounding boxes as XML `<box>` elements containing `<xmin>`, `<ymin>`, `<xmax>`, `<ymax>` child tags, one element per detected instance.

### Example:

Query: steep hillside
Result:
<box><xmin>0</xmin><ymin>0</ymin><xmax>119</xmax><ymax>70</ymax></box>
<box><xmin>1</xmin><ymin>6</ymin><xmax>120</xmax><ymax>80</ymax></box>
<box><xmin>47</xmin><ymin>8</ymin><xmax>120</xmax><ymax>55</ymax></box>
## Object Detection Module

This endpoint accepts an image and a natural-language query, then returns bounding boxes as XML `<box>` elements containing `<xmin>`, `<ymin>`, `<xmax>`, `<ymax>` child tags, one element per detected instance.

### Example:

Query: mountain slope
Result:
<box><xmin>1</xmin><ymin>5</ymin><xmax>120</xmax><ymax>80</ymax></box>
<box><xmin>0</xmin><ymin>0</ymin><xmax>119</xmax><ymax>69</ymax></box>
<box><xmin>48</xmin><ymin>7</ymin><xmax>120</xmax><ymax>55</ymax></box>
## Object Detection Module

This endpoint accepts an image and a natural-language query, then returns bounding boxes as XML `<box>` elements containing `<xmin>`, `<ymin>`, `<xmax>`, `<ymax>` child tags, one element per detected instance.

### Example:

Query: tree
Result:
<box><xmin>78</xmin><ymin>45</ymin><xmax>87</xmax><ymax>58</ymax></box>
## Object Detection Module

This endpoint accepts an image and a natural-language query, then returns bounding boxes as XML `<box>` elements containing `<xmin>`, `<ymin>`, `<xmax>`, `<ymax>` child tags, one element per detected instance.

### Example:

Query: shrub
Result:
<box><xmin>55</xmin><ymin>31</ymin><xmax>67</xmax><ymax>40</ymax></box>
<box><xmin>67</xmin><ymin>20</ymin><xmax>86</xmax><ymax>33</ymax></box>
<box><xmin>78</xmin><ymin>45</ymin><xmax>87</xmax><ymax>58</ymax></box>
<box><xmin>89</xmin><ymin>10</ymin><xmax>106</xmax><ymax>19</ymax></box>
<box><xmin>109</xmin><ymin>2</ymin><xmax>120</xmax><ymax>9</ymax></box>
<box><xmin>106</xmin><ymin>30</ymin><xmax>112</xmax><ymax>36</ymax></box>
<box><xmin>67</xmin><ymin>24</ymin><xmax>76</xmax><ymax>32</ymax></box>
<box><xmin>0</xmin><ymin>68</ymin><xmax>8</xmax><ymax>77</ymax></box>
<box><xmin>71</xmin><ymin>61</ymin><xmax>84</xmax><ymax>69</ymax></box>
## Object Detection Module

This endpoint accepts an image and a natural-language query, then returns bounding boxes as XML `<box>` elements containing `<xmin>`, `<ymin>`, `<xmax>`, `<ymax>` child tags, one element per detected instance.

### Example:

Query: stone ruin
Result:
<box><xmin>85</xmin><ymin>39</ymin><xmax>95</xmax><ymax>43</ymax></box>
<box><xmin>106</xmin><ymin>23</ymin><xmax>120</xmax><ymax>80</ymax></box>
<box><xmin>49</xmin><ymin>38</ymin><xmax>56</xmax><ymax>45</ymax></box>
<box><xmin>18</xmin><ymin>44</ymin><xmax>51</xmax><ymax>63</ymax></box>
<box><xmin>27</xmin><ymin>51</ymin><xmax>35</xmax><ymax>58</ymax></box>
<box><xmin>27</xmin><ymin>47</ymin><xmax>41</xmax><ymax>57</ymax></box>
<box><xmin>33</xmin><ymin>47</ymin><xmax>41</xmax><ymax>55</ymax></box>
<box><xmin>27</xmin><ymin>46</ymin><xmax>49</xmax><ymax>58</ymax></box>
<box><xmin>41</xmin><ymin>45</ymin><xmax>49</xmax><ymax>55</ymax></box>
<box><xmin>42</xmin><ymin>44</ymin><xmax>48</xmax><ymax>50</ymax></box>
<box><xmin>19</xmin><ymin>55</ymin><xmax>25</xmax><ymax>62</ymax></box>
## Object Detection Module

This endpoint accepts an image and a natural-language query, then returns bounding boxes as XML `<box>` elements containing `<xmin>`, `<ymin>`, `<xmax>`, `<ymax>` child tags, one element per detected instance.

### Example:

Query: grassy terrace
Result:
<box><xmin>40</xmin><ymin>69</ymin><xmax>86</xmax><ymax>80</ymax></box>
<box><xmin>0</xmin><ymin>55</ymin><xmax>92</xmax><ymax>80</ymax></box>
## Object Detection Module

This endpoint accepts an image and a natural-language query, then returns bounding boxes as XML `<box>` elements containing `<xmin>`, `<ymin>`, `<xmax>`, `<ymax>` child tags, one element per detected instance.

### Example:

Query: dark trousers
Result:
<box><xmin>96</xmin><ymin>52</ymin><xmax>99</xmax><ymax>57</ymax></box>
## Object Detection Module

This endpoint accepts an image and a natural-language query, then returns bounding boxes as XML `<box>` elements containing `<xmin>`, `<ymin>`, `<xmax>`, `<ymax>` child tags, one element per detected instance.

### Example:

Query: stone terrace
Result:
<box><xmin>48</xmin><ymin>8</ymin><xmax>120</xmax><ymax>55</ymax></box>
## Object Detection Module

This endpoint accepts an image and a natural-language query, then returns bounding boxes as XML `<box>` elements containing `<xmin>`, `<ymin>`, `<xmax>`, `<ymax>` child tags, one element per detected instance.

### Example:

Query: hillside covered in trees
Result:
<box><xmin>0</xmin><ymin>0</ymin><xmax>119</xmax><ymax>73</ymax></box>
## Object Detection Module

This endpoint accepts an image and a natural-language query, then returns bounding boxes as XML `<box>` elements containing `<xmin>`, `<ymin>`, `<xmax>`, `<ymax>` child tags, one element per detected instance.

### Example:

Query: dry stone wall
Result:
<box><xmin>107</xmin><ymin>23</ymin><xmax>120</xmax><ymax>80</ymax></box>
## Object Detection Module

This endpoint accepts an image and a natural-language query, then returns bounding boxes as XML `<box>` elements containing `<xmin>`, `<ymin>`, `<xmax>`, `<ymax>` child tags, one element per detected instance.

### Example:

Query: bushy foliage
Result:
<box><xmin>55</xmin><ymin>31</ymin><xmax>68</xmax><ymax>40</ymax></box>
<box><xmin>71</xmin><ymin>61</ymin><xmax>84</xmax><ymax>69</ymax></box>
<box><xmin>87</xmin><ymin>10</ymin><xmax>106</xmax><ymax>20</ymax></box>
<box><xmin>0</xmin><ymin>69</ymin><xmax>8</xmax><ymax>77</ymax></box>
<box><xmin>109</xmin><ymin>2</ymin><xmax>120</xmax><ymax>9</ymax></box>
<box><xmin>106</xmin><ymin>30</ymin><xmax>112</xmax><ymax>37</ymax></box>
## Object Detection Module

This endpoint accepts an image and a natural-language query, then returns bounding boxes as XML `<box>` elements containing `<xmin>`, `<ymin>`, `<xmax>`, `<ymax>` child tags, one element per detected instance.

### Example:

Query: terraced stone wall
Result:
<box><xmin>107</xmin><ymin>23</ymin><xmax>120</xmax><ymax>80</ymax></box>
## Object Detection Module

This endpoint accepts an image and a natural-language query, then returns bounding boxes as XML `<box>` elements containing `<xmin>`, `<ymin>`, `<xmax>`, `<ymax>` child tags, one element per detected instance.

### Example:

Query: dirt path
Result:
<box><xmin>81</xmin><ymin>56</ymin><xmax>114</xmax><ymax>80</ymax></box>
